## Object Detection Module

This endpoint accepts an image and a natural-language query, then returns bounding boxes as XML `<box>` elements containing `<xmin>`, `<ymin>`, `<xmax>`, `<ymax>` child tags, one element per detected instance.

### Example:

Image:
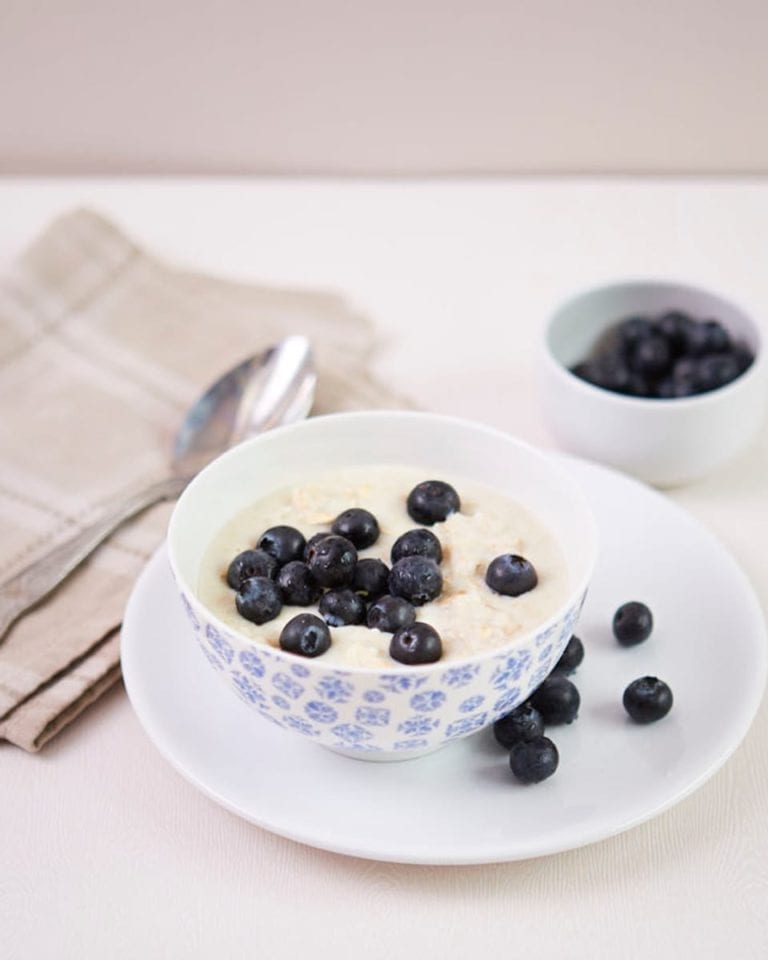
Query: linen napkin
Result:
<box><xmin>0</xmin><ymin>209</ymin><xmax>408</xmax><ymax>752</ymax></box>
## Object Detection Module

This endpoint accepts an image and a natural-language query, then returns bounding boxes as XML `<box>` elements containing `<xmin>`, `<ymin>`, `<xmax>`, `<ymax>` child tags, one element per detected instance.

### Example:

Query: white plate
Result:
<box><xmin>121</xmin><ymin>455</ymin><xmax>766</xmax><ymax>865</ymax></box>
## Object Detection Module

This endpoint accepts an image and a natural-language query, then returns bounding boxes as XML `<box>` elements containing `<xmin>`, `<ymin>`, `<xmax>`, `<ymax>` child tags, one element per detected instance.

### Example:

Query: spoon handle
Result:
<box><xmin>0</xmin><ymin>475</ymin><xmax>188</xmax><ymax>643</ymax></box>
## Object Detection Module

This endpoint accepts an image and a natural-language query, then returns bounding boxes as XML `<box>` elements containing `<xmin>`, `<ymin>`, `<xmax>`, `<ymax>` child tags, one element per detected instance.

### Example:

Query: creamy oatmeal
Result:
<box><xmin>197</xmin><ymin>466</ymin><xmax>569</xmax><ymax>668</ymax></box>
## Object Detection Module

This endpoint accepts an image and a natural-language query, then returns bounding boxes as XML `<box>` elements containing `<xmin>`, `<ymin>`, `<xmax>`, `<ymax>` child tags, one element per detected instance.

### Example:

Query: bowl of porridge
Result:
<box><xmin>167</xmin><ymin>411</ymin><xmax>598</xmax><ymax>760</ymax></box>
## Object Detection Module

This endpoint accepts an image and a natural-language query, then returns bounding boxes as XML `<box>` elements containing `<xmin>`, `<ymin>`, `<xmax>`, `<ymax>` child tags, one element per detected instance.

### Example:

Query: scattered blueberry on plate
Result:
<box><xmin>551</xmin><ymin>635</ymin><xmax>584</xmax><ymax>675</ymax></box>
<box><xmin>493</xmin><ymin>702</ymin><xmax>545</xmax><ymax>748</ymax></box>
<box><xmin>613</xmin><ymin>601</ymin><xmax>653</xmax><ymax>646</ymax></box>
<box><xmin>529</xmin><ymin>676</ymin><xmax>580</xmax><ymax>725</ymax></box>
<box><xmin>509</xmin><ymin>736</ymin><xmax>559</xmax><ymax>784</ymax></box>
<box><xmin>623</xmin><ymin>676</ymin><xmax>674</xmax><ymax>723</ymax></box>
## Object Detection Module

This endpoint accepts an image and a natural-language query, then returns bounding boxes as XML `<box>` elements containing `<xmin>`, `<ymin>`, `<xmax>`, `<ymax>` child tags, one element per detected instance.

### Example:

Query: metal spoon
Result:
<box><xmin>0</xmin><ymin>335</ymin><xmax>316</xmax><ymax>641</ymax></box>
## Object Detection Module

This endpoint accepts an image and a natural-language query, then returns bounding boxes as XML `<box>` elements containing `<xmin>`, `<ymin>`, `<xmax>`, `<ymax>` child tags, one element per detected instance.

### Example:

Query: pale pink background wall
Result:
<box><xmin>1</xmin><ymin>0</ymin><xmax>767</xmax><ymax>175</ymax></box>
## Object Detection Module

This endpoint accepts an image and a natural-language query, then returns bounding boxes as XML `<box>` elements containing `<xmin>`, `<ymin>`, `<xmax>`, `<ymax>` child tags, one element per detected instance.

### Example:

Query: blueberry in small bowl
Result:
<box><xmin>540</xmin><ymin>281</ymin><xmax>767</xmax><ymax>486</ymax></box>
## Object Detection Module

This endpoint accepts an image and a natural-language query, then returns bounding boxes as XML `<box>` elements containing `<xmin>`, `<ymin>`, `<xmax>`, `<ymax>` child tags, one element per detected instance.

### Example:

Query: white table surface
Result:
<box><xmin>2</xmin><ymin>178</ymin><xmax>767</xmax><ymax>959</ymax></box>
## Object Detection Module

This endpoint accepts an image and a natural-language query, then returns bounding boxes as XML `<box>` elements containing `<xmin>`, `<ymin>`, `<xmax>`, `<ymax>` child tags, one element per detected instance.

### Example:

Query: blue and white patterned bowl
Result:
<box><xmin>168</xmin><ymin>412</ymin><xmax>597</xmax><ymax>761</ymax></box>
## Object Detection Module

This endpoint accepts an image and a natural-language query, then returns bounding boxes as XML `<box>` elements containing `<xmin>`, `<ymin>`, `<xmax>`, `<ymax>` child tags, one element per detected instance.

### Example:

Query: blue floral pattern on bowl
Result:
<box><xmin>177</xmin><ymin>583</ymin><xmax>586</xmax><ymax>759</ymax></box>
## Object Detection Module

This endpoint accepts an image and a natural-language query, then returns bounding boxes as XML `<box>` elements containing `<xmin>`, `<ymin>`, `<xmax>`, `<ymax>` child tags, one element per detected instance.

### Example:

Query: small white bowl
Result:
<box><xmin>167</xmin><ymin>411</ymin><xmax>597</xmax><ymax>761</ymax></box>
<box><xmin>539</xmin><ymin>280</ymin><xmax>768</xmax><ymax>487</ymax></box>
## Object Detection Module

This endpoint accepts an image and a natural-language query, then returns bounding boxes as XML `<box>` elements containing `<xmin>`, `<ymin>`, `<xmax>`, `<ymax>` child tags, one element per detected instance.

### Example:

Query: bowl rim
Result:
<box><xmin>542</xmin><ymin>278</ymin><xmax>767</xmax><ymax>410</ymax></box>
<box><xmin>168</xmin><ymin>409</ymin><xmax>598</xmax><ymax>677</ymax></box>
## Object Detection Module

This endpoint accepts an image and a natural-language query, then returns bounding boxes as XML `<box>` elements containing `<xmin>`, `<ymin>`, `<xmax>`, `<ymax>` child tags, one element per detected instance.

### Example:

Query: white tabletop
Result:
<box><xmin>2</xmin><ymin>178</ymin><xmax>767</xmax><ymax>959</ymax></box>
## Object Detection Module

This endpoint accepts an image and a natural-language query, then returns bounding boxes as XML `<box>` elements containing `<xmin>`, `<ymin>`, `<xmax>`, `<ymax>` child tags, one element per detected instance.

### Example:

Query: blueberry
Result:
<box><xmin>701</xmin><ymin>319</ymin><xmax>732</xmax><ymax>353</ymax></box>
<box><xmin>682</xmin><ymin>322</ymin><xmax>711</xmax><ymax>357</ymax></box>
<box><xmin>623</xmin><ymin>676</ymin><xmax>674</xmax><ymax>723</ymax></box>
<box><xmin>613</xmin><ymin>601</ymin><xmax>653</xmax><ymax>646</ymax></box>
<box><xmin>258</xmin><ymin>526</ymin><xmax>306</xmax><ymax>565</ymax></box>
<box><xmin>733</xmin><ymin>342</ymin><xmax>755</xmax><ymax>374</ymax></box>
<box><xmin>529</xmin><ymin>676</ymin><xmax>580</xmax><ymax>724</ymax></box>
<box><xmin>625</xmin><ymin>372</ymin><xmax>652</xmax><ymax>397</ymax></box>
<box><xmin>303</xmin><ymin>532</ymin><xmax>332</xmax><ymax>561</ymax></box>
<box><xmin>485</xmin><ymin>554</ymin><xmax>538</xmax><ymax>597</ymax></box>
<box><xmin>225</xmin><ymin>549</ymin><xmax>278</xmax><ymax>589</ymax></box>
<box><xmin>391</xmin><ymin>528</ymin><xmax>443</xmax><ymax>564</ymax></box>
<box><xmin>279</xmin><ymin>613</ymin><xmax>331</xmax><ymax>658</ymax></box>
<box><xmin>619</xmin><ymin>316</ymin><xmax>656</xmax><ymax>348</ymax></box>
<box><xmin>352</xmin><ymin>558</ymin><xmax>390</xmax><ymax>600</ymax></box>
<box><xmin>672</xmin><ymin>380</ymin><xmax>699</xmax><ymax>399</ymax></box>
<box><xmin>575</xmin><ymin>313</ymin><xmax>744</xmax><ymax>401</ymax></box>
<box><xmin>588</xmin><ymin>351</ymin><xmax>632</xmax><ymax>393</ymax></box>
<box><xmin>684</xmin><ymin>319</ymin><xmax>731</xmax><ymax>357</ymax></box>
<box><xmin>331</xmin><ymin>508</ymin><xmax>380</xmax><ymax>549</ymax></box>
<box><xmin>629</xmin><ymin>334</ymin><xmax>672</xmax><ymax>378</ymax></box>
<box><xmin>306</xmin><ymin>534</ymin><xmax>358</xmax><ymax>588</ymax></box>
<box><xmin>696</xmin><ymin>354</ymin><xmax>740</xmax><ymax>392</ymax></box>
<box><xmin>657</xmin><ymin>311</ymin><xmax>693</xmax><ymax>353</ymax></box>
<box><xmin>276</xmin><ymin>561</ymin><xmax>321</xmax><ymax>606</ymax></box>
<box><xmin>367</xmin><ymin>595</ymin><xmax>416</xmax><ymax>633</ymax></box>
<box><xmin>319</xmin><ymin>588</ymin><xmax>366</xmax><ymax>627</ymax></box>
<box><xmin>388</xmin><ymin>556</ymin><xmax>443</xmax><ymax>606</ymax></box>
<box><xmin>551</xmin><ymin>635</ymin><xmax>584</xmax><ymax>676</ymax></box>
<box><xmin>575</xmin><ymin>352</ymin><xmax>634</xmax><ymax>393</ymax></box>
<box><xmin>509</xmin><ymin>736</ymin><xmax>559</xmax><ymax>784</ymax></box>
<box><xmin>390</xmin><ymin>622</ymin><xmax>443</xmax><ymax>664</ymax></box>
<box><xmin>671</xmin><ymin>357</ymin><xmax>700</xmax><ymax>397</ymax></box>
<box><xmin>235</xmin><ymin>576</ymin><xmax>283</xmax><ymax>625</ymax></box>
<box><xmin>493</xmin><ymin>702</ymin><xmax>545</xmax><ymax>748</ymax></box>
<box><xmin>406</xmin><ymin>480</ymin><xmax>460</xmax><ymax>525</ymax></box>
<box><xmin>570</xmin><ymin>361</ymin><xmax>595</xmax><ymax>384</ymax></box>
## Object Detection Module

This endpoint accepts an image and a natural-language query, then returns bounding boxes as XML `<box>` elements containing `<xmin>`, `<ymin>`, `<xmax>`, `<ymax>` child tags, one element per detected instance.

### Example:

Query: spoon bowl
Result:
<box><xmin>174</xmin><ymin>336</ymin><xmax>316</xmax><ymax>472</ymax></box>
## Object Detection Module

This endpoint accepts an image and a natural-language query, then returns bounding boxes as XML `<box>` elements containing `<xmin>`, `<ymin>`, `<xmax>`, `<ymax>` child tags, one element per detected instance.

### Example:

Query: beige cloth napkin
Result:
<box><xmin>0</xmin><ymin>209</ymin><xmax>407</xmax><ymax>752</ymax></box>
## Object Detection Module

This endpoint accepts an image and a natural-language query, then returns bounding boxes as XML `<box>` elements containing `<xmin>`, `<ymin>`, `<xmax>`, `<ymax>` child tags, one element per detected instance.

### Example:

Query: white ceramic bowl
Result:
<box><xmin>540</xmin><ymin>280</ymin><xmax>768</xmax><ymax>487</ymax></box>
<box><xmin>167</xmin><ymin>411</ymin><xmax>597</xmax><ymax>761</ymax></box>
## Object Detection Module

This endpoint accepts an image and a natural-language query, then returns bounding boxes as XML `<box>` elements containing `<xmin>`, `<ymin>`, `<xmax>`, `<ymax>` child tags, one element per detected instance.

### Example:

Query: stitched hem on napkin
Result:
<box><xmin>0</xmin><ymin>629</ymin><xmax>121</xmax><ymax>751</ymax></box>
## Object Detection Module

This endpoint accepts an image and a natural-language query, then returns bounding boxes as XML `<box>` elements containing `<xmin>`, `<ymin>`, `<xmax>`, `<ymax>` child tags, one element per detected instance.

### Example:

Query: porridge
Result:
<box><xmin>197</xmin><ymin>465</ymin><xmax>569</xmax><ymax>668</ymax></box>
